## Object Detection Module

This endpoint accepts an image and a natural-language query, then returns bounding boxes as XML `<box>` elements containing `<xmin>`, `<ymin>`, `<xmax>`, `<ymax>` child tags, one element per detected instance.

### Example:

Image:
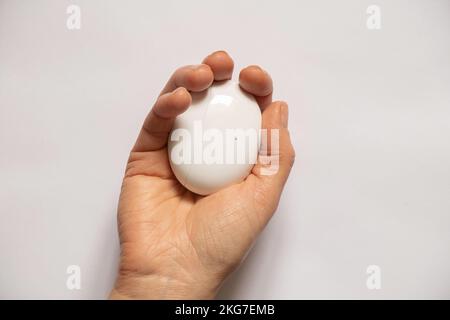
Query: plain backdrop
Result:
<box><xmin>1</xmin><ymin>0</ymin><xmax>449</xmax><ymax>299</ymax></box>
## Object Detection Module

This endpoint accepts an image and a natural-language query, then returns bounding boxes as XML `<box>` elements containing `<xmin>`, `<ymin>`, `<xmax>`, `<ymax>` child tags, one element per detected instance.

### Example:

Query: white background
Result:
<box><xmin>1</xmin><ymin>0</ymin><xmax>449</xmax><ymax>299</ymax></box>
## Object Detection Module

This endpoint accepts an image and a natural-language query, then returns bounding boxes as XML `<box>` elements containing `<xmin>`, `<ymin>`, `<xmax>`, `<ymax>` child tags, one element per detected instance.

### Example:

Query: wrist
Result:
<box><xmin>109</xmin><ymin>270</ymin><xmax>222</xmax><ymax>300</ymax></box>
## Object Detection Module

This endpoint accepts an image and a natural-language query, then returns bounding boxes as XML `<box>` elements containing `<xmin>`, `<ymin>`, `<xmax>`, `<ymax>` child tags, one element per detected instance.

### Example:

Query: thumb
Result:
<box><xmin>251</xmin><ymin>101</ymin><xmax>296</xmax><ymax>205</ymax></box>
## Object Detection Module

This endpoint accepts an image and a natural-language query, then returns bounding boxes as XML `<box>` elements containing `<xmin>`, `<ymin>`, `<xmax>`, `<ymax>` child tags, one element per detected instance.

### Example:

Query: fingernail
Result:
<box><xmin>173</xmin><ymin>86</ymin><xmax>187</xmax><ymax>96</ymax></box>
<box><xmin>280</xmin><ymin>102</ymin><xmax>288</xmax><ymax>128</ymax></box>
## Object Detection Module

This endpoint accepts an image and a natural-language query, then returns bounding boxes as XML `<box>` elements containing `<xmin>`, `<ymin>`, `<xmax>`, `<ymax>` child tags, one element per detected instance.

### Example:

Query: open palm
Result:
<box><xmin>111</xmin><ymin>51</ymin><xmax>295</xmax><ymax>299</ymax></box>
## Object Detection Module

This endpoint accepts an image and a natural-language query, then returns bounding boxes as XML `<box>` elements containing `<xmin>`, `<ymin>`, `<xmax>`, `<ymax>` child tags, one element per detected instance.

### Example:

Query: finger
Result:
<box><xmin>202</xmin><ymin>50</ymin><xmax>234</xmax><ymax>81</ymax></box>
<box><xmin>159</xmin><ymin>64</ymin><xmax>214</xmax><ymax>96</ymax></box>
<box><xmin>251</xmin><ymin>101</ymin><xmax>295</xmax><ymax>196</ymax></box>
<box><xmin>239</xmin><ymin>65</ymin><xmax>273</xmax><ymax>110</ymax></box>
<box><xmin>132</xmin><ymin>87</ymin><xmax>192</xmax><ymax>152</ymax></box>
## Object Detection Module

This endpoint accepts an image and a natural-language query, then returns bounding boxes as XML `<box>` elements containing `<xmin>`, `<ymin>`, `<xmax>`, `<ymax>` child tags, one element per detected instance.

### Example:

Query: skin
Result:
<box><xmin>109</xmin><ymin>51</ymin><xmax>295</xmax><ymax>299</ymax></box>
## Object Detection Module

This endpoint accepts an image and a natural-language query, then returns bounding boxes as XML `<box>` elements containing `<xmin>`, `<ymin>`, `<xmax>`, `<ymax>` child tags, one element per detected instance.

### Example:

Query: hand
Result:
<box><xmin>109</xmin><ymin>51</ymin><xmax>295</xmax><ymax>299</ymax></box>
